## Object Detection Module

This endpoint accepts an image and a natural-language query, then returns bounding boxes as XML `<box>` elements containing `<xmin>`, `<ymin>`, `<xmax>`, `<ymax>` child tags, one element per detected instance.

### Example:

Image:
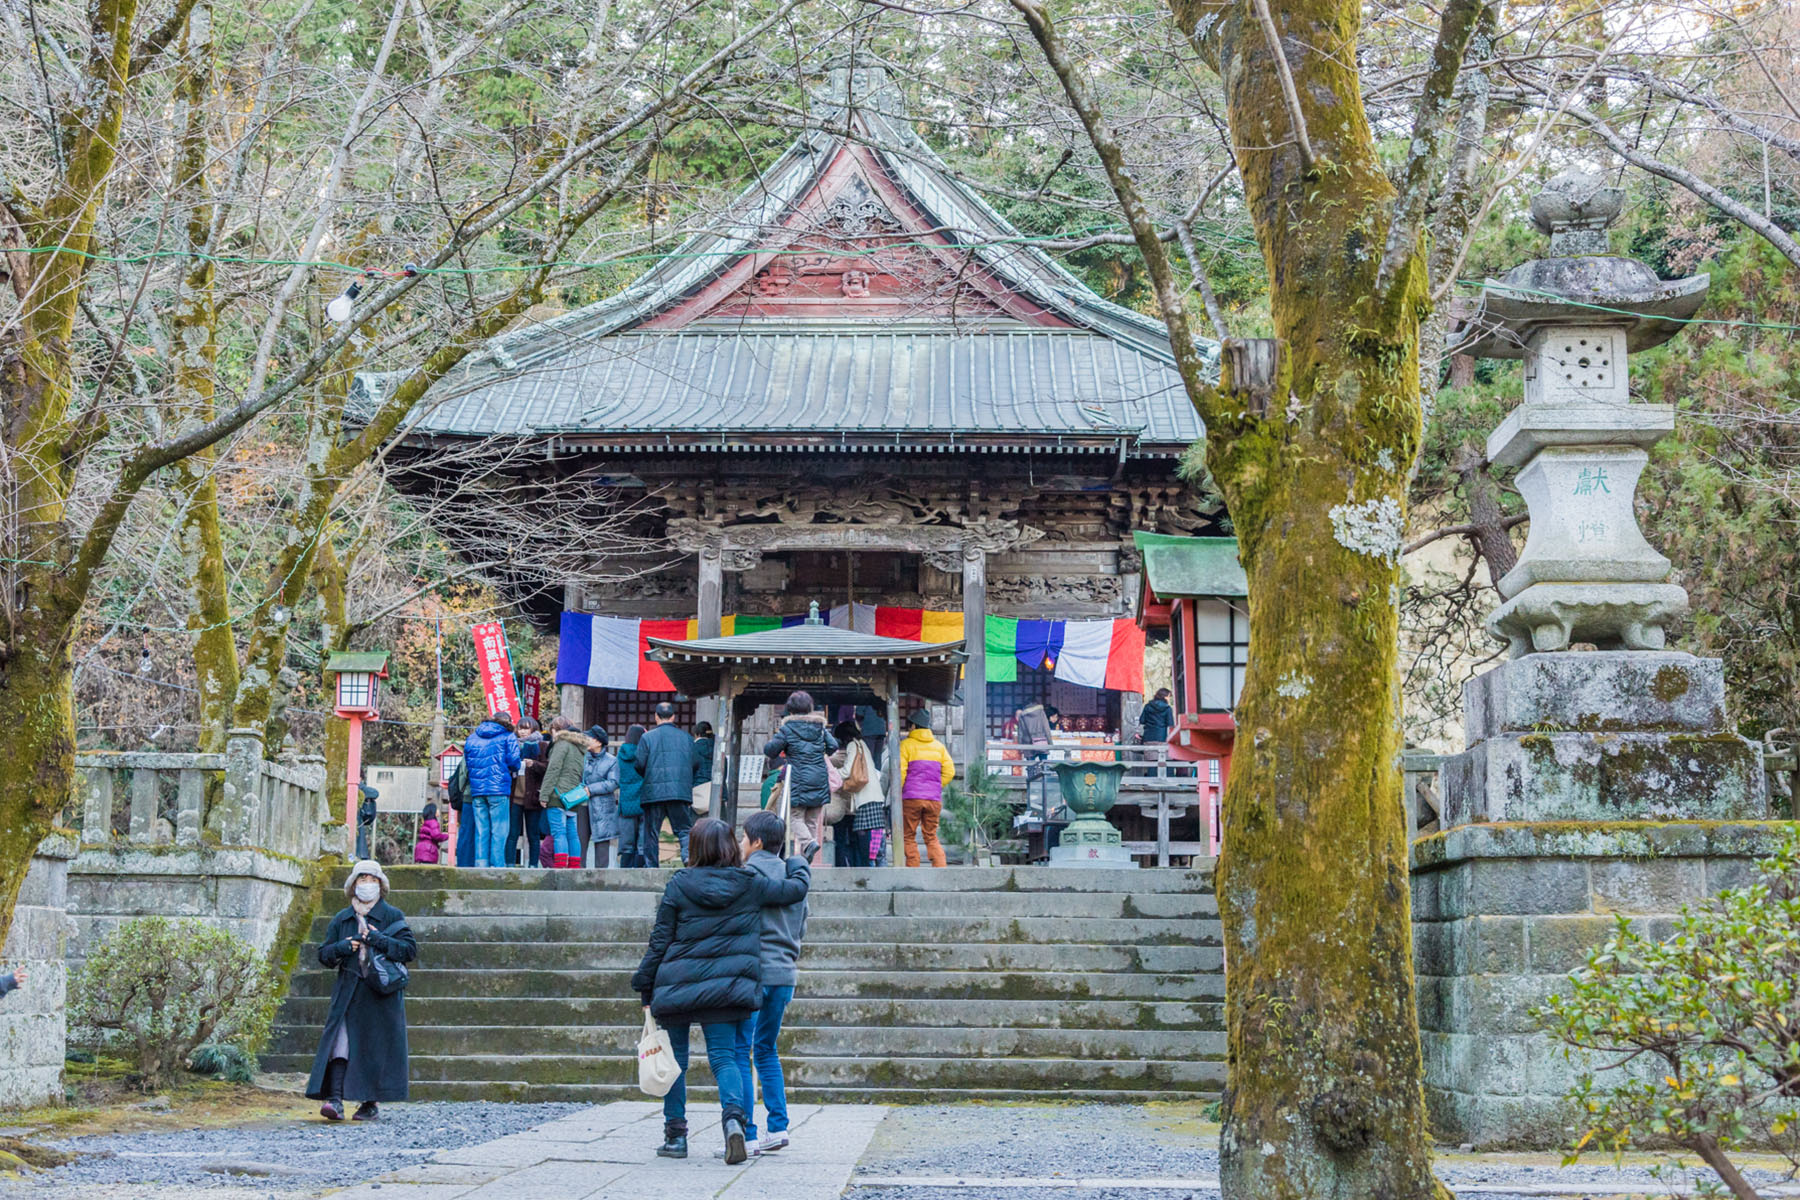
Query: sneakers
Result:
<box><xmin>318</xmin><ymin>1099</ymin><xmax>344</xmax><ymax>1122</ymax></box>
<box><xmin>714</xmin><ymin>1139</ymin><xmax>761</xmax><ymax>1160</ymax></box>
<box><xmin>656</xmin><ymin>1134</ymin><xmax>687</xmax><ymax>1159</ymax></box>
<box><xmin>757</xmin><ymin>1130</ymin><xmax>788</xmax><ymax>1153</ymax></box>
<box><xmin>352</xmin><ymin>1102</ymin><xmax>380</xmax><ymax>1121</ymax></box>
<box><xmin>723</xmin><ymin>1117</ymin><xmax>748</xmax><ymax>1165</ymax></box>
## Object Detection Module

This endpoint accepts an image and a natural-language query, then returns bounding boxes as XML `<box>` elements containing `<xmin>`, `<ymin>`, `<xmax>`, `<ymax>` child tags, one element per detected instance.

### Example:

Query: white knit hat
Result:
<box><xmin>345</xmin><ymin>859</ymin><xmax>390</xmax><ymax>899</ymax></box>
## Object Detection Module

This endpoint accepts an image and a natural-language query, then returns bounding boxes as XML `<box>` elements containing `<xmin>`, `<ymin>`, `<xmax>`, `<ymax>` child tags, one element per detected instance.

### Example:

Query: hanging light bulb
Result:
<box><xmin>270</xmin><ymin>604</ymin><xmax>291</xmax><ymax>626</ymax></box>
<box><xmin>325</xmin><ymin>280</ymin><xmax>361</xmax><ymax>323</ymax></box>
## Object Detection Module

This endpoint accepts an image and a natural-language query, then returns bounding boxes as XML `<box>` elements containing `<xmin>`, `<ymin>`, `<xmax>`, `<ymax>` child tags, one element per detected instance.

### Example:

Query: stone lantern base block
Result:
<box><xmin>1464</xmin><ymin>651</ymin><xmax>1727</xmax><ymax>747</ymax></box>
<box><xmin>1488</xmin><ymin>582</ymin><xmax>1687</xmax><ymax>657</ymax></box>
<box><xmin>1441</xmin><ymin>650</ymin><xmax>1766</xmax><ymax>828</ymax></box>
<box><xmin>1439</xmin><ymin>730</ymin><xmax>1766</xmax><ymax>826</ymax></box>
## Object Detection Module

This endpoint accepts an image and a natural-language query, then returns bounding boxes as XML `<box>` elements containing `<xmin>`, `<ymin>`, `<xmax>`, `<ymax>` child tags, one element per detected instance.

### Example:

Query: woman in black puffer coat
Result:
<box><xmin>764</xmin><ymin>690</ymin><xmax>838</xmax><ymax>862</ymax></box>
<box><xmin>631</xmin><ymin>818</ymin><xmax>810</xmax><ymax>1164</ymax></box>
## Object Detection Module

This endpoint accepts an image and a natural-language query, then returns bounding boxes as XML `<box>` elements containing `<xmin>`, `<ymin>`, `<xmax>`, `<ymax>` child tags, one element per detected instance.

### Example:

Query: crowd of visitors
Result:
<box><xmin>423</xmin><ymin>689</ymin><xmax>962</xmax><ymax>870</ymax></box>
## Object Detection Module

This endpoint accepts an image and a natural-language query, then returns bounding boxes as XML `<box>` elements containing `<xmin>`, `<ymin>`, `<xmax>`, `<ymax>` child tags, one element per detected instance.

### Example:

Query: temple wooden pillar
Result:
<box><xmin>559</xmin><ymin>584</ymin><xmax>585</xmax><ymax>723</ymax></box>
<box><xmin>961</xmin><ymin>547</ymin><xmax>987</xmax><ymax>771</ymax></box>
<box><xmin>886</xmin><ymin>667</ymin><xmax>903</xmax><ymax>866</ymax></box>
<box><xmin>697</xmin><ymin>547</ymin><xmax>727</xmax><ymax>813</ymax></box>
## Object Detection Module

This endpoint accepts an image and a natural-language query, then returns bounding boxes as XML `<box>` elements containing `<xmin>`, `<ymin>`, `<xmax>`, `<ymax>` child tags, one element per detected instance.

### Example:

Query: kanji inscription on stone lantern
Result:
<box><xmin>1455</xmin><ymin>168</ymin><xmax>1710</xmax><ymax>655</ymax></box>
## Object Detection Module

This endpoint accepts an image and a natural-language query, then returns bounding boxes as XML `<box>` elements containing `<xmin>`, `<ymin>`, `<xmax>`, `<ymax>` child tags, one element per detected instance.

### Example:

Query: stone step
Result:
<box><xmin>312</xmin><ymin>914</ymin><xmax>1219</xmax><ymax>946</ymax></box>
<box><xmin>281</xmin><ymin>966</ymin><xmax>1223</xmax><ymax>1002</ymax></box>
<box><xmin>335</xmin><ymin>865</ymin><xmax>1215</xmax><ymax>895</ymax></box>
<box><xmin>269</xmin><ymin>1022</ymin><xmax>1225</xmax><ymax>1060</ymax></box>
<box><xmin>376</xmin><ymin>939</ymin><xmax>1222</xmax><ymax>974</ymax></box>
<box><xmin>262</xmin><ymin>1051</ymin><xmax>1226</xmax><ymax>1091</ymax></box>
<box><xmin>389</xmin><ymin>1080</ymin><xmax>1217</xmax><ymax>1105</ymax></box>
<box><xmin>377</xmin><ymin>887</ymin><xmax>1217</xmax><ymax>920</ymax></box>
<box><xmin>273</xmin><ymin>995</ymin><xmax>1222</xmax><ymax>1033</ymax></box>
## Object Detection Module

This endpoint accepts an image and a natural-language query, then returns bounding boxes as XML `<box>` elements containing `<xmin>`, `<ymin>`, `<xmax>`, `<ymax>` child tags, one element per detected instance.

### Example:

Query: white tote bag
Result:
<box><xmin>637</xmin><ymin>1009</ymin><xmax>681</xmax><ymax>1097</ymax></box>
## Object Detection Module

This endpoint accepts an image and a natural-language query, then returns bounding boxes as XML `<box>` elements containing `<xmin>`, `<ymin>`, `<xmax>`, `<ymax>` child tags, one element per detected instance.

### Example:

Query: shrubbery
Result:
<box><xmin>1540</xmin><ymin>833</ymin><xmax>1800</xmax><ymax>1199</ymax></box>
<box><xmin>69</xmin><ymin>917</ymin><xmax>281</xmax><ymax>1090</ymax></box>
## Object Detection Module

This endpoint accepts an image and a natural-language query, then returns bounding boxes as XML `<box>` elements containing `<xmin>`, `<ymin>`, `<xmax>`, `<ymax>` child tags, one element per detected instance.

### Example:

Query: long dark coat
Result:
<box><xmin>305</xmin><ymin>899</ymin><xmax>418</xmax><ymax>1102</ymax></box>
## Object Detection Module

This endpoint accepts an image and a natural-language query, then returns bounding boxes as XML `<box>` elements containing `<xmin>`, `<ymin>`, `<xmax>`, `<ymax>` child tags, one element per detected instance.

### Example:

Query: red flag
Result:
<box><xmin>637</xmin><ymin>619</ymin><xmax>688</xmax><ymax>691</ymax></box>
<box><xmin>519</xmin><ymin>674</ymin><xmax>541</xmax><ymax>721</ymax></box>
<box><xmin>472</xmin><ymin>622</ymin><xmax>520</xmax><ymax>719</ymax></box>
<box><xmin>874</xmin><ymin>607</ymin><xmax>923</xmax><ymax>640</ymax></box>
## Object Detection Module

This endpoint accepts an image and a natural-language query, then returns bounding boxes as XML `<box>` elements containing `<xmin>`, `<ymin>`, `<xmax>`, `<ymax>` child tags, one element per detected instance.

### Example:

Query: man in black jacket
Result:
<box><xmin>638</xmin><ymin>702</ymin><xmax>697</xmax><ymax>866</ymax></box>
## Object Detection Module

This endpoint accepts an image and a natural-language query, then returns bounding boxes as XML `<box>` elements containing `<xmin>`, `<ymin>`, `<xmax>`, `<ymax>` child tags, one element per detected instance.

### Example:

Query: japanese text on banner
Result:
<box><xmin>472</xmin><ymin>622</ymin><xmax>520</xmax><ymax>720</ymax></box>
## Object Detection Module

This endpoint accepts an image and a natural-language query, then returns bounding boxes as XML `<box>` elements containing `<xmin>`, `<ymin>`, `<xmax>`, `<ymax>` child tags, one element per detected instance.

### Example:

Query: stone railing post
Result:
<box><xmin>213</xmin><ymin>728</ymin><xmax>266</xmax><ymax>846</ymax></box>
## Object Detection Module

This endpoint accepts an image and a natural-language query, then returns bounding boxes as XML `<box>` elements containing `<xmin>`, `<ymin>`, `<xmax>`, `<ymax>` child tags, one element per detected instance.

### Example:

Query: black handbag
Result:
<box><xmin>358</xmin><ymin>918</ymin><xmax>411</xmax><ymax>996</ymax></box>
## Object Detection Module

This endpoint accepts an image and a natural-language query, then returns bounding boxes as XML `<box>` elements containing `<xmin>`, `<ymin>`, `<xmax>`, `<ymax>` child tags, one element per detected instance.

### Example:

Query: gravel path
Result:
<box><xmin>0</xmin><ymin>1101</ymin><xmax>585</xmax><ymax>1197</ymax></box>
<box><xmin>845</xmin><ymin>1104</ymin><xmax>1800</xmax><ymax>1199</ymax></box>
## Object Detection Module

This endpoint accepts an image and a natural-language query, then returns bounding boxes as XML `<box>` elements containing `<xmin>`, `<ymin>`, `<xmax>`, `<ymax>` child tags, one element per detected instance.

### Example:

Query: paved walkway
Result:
<box><xmin>326</xmin><ymin>1101</ymin><xmax>887</xmax><ymax>1200</ymax></box>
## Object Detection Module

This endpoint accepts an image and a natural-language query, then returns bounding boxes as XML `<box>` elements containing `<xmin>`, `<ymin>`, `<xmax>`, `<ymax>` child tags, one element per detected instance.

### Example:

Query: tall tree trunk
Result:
<box><xmin>1013</xmin><ymin>0</ymin><xmax>1457</xmax><ymax>1194</ymax></box>
<box><xmin>0</xmin><ymin>0</ymin><xmax>151</xmax><ymax>946</ymax></box>
<box><xmin>168</xmin><ymin>2</ymin><xmax>240</xmax><ymax>754</ymax></box>
<box><xmin>315</xmin><ymin>541</ymin><xmax>350</xmax><ymax>825</ymax></box>
<box><xmin>1177</xmin><ymin>3</ymin><xmax>1445</xmax><ymax>1195</ymax></box>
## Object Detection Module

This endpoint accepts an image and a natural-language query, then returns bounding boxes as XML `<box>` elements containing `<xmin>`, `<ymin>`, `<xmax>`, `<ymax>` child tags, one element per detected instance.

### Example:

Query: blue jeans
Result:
<box><xmin>737</xmin><ymin>985</ymin><xmax>793</xmax><ymax>1140</ymax></box>
<box><xmin>471</xmin><ymin>795</ymin><xmax>509</xmax><ymax>867</ymax></box>
<box><xmin>545</xmin><ymin>806</ymin><xmax>580</xmax><ymax>860</ymax></box>
<box><xmin>454</xmin><ymin>806</ymin><xmax>475</xmax><ymax>866</ymax></box>
<box><xmin>617</xmin><ymin>813</ymin><xmax>644</xmax><ymax>867</ymax></box>
<box><xmin>662</xmin><ymin>1017</ymin><xmax>752</xmax><ymax>1134</ymax></box>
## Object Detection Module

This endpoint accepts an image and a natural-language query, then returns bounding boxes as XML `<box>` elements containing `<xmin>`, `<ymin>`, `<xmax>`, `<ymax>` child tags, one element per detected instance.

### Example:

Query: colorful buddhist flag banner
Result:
<box><xmin>556</xmin><ymin>613</ymin><xmax>684</xmax><ymax>692</ymax></box>
<box><xmin>557</xmin><ymin>608</ymin><xmax>1144</xmax><ymax>694</ymax></box>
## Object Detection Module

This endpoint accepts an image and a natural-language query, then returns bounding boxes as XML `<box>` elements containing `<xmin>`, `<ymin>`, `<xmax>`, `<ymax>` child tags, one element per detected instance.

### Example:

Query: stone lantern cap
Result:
<box><xmin>1452</xmin><ymin>168</ymin><xmax>1708</xmax><ymax>359</ymax></box>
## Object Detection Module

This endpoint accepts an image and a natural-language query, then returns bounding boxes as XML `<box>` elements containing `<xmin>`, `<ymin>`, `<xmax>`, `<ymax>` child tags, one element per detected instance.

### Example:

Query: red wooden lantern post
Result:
<box><xmin>327</xmin><ymin>651</ymin><xmax>390</xmax><ymax>833</ymax></box>
<box><xmin>436</xmin><ymin>743</ymin><xmax>464</xmax><ymax>855</ymax></box>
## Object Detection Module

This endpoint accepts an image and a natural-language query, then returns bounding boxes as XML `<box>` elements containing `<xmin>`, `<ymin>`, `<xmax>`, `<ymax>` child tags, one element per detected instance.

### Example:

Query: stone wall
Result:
<box><xmin>1412</xmin><ymin>820</ymin><xmax>1789</xmax><ymax>1148</ymax></box>
<box><xmin>0</xmin><ymin>836</ymin><xmax>76</xmax><ymax>1109</ymax></box>
<box><xmin>66</xmin><ymin>847</ymin><xmax>320</xmax><ymax>965</ymax></box>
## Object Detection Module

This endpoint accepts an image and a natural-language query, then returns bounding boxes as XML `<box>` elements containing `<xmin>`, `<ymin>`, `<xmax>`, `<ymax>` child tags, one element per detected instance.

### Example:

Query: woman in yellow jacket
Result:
<box><xmin>897</xmin><ymin>710</ymin><xmax>955</xmax><ymax>867</ymax></box>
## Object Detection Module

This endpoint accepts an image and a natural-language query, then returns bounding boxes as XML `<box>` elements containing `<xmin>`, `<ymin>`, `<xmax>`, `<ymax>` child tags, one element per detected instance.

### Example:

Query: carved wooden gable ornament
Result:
<box><xmin>641</xmin><ymin>145</ymin><xmax>1065</xmax><ymax>328</ymax></box>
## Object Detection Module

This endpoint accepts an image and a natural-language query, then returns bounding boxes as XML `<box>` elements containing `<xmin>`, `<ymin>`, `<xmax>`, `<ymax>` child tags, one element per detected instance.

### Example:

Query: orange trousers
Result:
<box><xmin>902</xmin><ymin>799</ymin><xmax>946</xmax><ymax>868</ymax></box>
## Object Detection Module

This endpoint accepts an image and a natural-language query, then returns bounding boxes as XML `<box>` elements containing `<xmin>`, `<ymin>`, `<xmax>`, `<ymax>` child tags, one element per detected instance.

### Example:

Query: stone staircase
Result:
<box><xmin>265</xmin><ymin>865</ymin><xmax>1224</xmax><ymax>1104</ymax></box>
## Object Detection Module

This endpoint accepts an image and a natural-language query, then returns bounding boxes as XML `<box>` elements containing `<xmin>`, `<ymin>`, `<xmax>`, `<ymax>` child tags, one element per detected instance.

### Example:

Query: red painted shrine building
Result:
<box><xmin>383</xmin><ymin>63</ymin><xmax>1231</xmax><ymax>810</ymax></box>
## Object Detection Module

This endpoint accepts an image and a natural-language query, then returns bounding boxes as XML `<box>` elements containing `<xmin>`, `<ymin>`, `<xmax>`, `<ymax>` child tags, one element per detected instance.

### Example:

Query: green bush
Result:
<box><xmin>70</xmin><ymin>917</ymin><xmax>281</xmax><ymax>1091</ymax></box>
<box><xmin>1538</xmin><ymin>832</ymin><xmax>1800</xmax><ymax>1195</ymax></box>
<box><xmin>940</xmin><ymin>763</ymin><xmax>1014</xmax><ymax>859</ymax></box>
<box><xmin>187</xmin><ymin>1043</ymin><xmax>257</xmax><ymax>1084</ymax></box>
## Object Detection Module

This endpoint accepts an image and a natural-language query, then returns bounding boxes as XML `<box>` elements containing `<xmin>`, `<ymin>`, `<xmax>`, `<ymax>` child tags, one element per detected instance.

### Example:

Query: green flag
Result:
<box><xmin>984</xmin><ymin>616</ymin><xmax>1019</xmax><ymax>683</ymax></box>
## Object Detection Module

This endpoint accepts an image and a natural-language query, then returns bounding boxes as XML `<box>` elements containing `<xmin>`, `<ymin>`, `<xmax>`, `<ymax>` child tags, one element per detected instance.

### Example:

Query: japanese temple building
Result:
<box><xmin>382</xmin><ymin>60</ymin><xmax>1225</xmax><ymax>765</ymax></box>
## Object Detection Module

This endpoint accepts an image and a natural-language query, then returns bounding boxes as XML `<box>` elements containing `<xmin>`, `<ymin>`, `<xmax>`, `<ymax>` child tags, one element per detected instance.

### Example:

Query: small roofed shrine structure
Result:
<box><xmin>645</xmin><ymin>604</ymin><xmax>966</xmax><ymax>832</ymax></box>
<box><xmin>1133</xmin><ymin>532</ymin><xmax>1248</xmax><ymax>856</ymax></box>
<box><xmin>379</xmin><ymin>56</ymin><xmax>1220</xmax><ymax>775</ymax></box>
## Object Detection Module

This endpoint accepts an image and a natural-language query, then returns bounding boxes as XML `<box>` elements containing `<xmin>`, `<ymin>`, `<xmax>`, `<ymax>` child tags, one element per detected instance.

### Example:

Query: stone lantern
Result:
<box><xmin>1455</xmin><ymin>168</ymin><xmax>1708</xmax><ymax>656</ymax></box>
<box><xmin>1417</xmin><ymin>170</ymin><xmax>1774</xmax><ymax>1150</ymax></box>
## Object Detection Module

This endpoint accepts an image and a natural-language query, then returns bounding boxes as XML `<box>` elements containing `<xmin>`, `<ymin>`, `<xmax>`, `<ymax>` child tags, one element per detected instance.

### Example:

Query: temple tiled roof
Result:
<box><xmin>372</xmin><ymin>66</ymin><xmax>1214</xmax><ymax>453</ymax></box>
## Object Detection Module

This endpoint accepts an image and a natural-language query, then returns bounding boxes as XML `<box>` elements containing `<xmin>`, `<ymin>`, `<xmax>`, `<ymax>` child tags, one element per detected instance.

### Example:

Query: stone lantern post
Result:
<box><xmin>1412</xmin><ymin>168</ymin><xmax>1775</xmax><ymax>1150</ymax></box>
<box><xmin>1455</xmin><ymin>169</ymin><xmax>1707</xmax><ymax>656</ymax></box>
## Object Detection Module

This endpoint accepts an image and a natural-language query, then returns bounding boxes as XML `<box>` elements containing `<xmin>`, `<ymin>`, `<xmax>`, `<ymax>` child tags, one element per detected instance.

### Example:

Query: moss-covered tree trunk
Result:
<box><xmin>168</xmin><ymin>2</ymin><xmax>240</xmax><ymax>755</ymax></box>
<box><xmin>1178</xmin><ymin>3</ymin><xmax>1443</xmax><ymax>1195</ymax></box>
<box><xmin>1014</xmin><ymin>0</ymin><xmax>1475</xmax><ymax>1194</ymax></box>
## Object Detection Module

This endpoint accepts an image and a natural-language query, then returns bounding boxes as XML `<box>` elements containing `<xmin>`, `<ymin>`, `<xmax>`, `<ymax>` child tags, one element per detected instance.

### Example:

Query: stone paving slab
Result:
<box><xmin>327</xmin><ymin>1100</ymin><xmax>887</xmax><ymax>1200</ymax></box>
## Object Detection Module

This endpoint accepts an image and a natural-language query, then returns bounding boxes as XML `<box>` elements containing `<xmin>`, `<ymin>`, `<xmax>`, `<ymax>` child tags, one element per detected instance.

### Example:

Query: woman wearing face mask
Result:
<box><xmin>305</xmin><ymin>860</ymin><xmax>417</xmax><ymax>1122</ymax></box>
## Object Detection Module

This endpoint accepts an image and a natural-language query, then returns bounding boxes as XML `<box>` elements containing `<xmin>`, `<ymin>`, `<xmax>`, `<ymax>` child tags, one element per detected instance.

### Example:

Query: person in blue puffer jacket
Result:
<box><xmin>463</xmin><ymin>712</ymin><xmax>522</xmax><ymax>868</ymax></box>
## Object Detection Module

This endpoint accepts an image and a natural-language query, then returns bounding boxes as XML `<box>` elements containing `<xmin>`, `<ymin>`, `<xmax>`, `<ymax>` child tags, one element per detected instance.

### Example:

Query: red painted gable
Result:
<box><xmin>637</xmin><ymin>139</ymin><xmax>1073</xmax><ymax>330</ymax></box>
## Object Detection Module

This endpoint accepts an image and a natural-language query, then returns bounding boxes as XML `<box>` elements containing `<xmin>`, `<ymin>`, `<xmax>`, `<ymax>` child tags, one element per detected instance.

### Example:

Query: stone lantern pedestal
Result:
<box><xmin>1417</xmin><ymin>169</ymin><xmax>1772</xmax><ymax>1149</ymax></box>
